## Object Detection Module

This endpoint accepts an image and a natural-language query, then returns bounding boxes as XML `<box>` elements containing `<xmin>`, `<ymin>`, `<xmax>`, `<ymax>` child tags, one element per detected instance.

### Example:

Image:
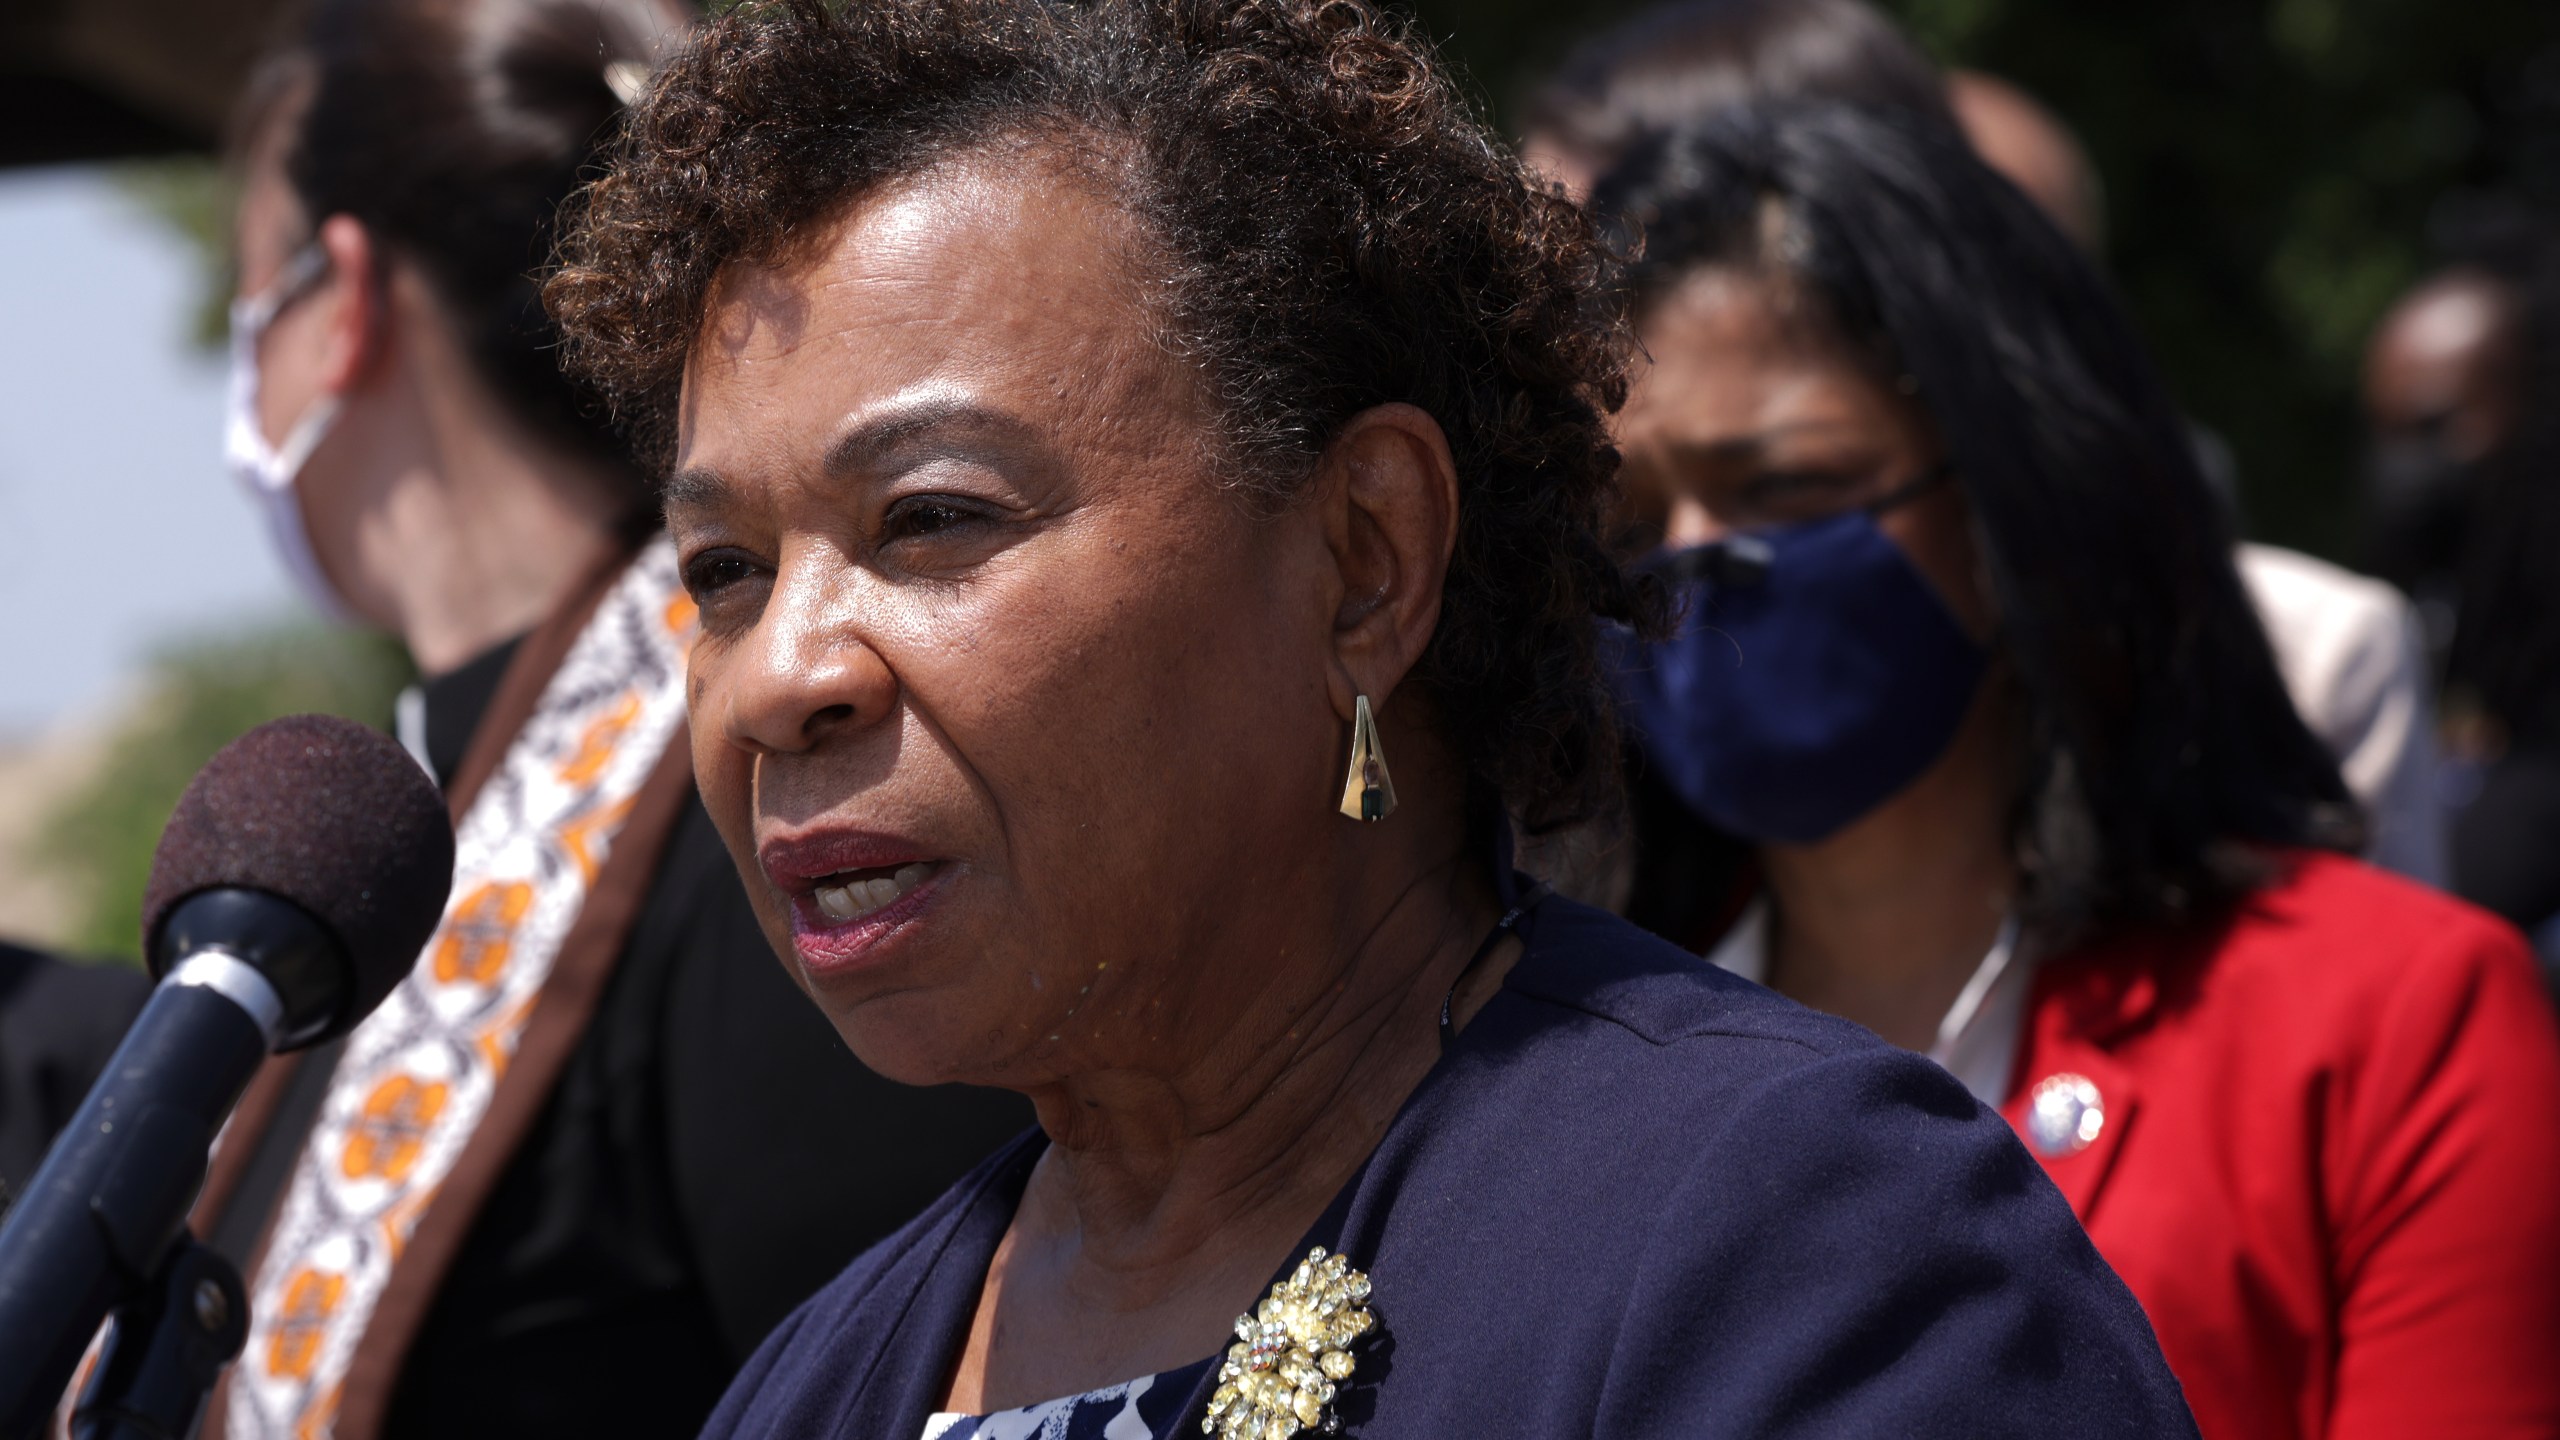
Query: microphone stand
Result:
<box><xmin>68</xmin><ymin>1232</ymin><xmax>246</xmax><ymax>1440</ymax></box>
<box><xmin>0</xmin><ymin>964</ymin><xmax>275</xmax><ymax>1440</ymax></box>
<box><xmin>0</xmin><ymin>711</ymin><xmax>451</xmax><ymax>1439</ymax></box>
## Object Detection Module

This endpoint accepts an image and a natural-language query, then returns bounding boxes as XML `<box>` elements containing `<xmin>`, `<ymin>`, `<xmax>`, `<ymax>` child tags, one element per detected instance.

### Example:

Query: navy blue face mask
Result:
<box><xmin>1610</xmin><ymin>470</ymin><xmax>1989</xmax><ymax>845</ymax></box>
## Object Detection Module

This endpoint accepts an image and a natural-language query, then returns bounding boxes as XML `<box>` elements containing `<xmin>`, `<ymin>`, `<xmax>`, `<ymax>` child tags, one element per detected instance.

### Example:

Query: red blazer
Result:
<box><xmin>2002</xmin><ymin>852</ymin><xmax>2560</xmax><ymax>1440</ymax></box>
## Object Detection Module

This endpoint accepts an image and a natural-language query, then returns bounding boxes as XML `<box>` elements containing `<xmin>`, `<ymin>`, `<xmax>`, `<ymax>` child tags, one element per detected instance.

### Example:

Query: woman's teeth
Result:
<box><xmin>812</xmin><ymin>863</ymin><xmax>932</xmax><ymax>923</ymax></box>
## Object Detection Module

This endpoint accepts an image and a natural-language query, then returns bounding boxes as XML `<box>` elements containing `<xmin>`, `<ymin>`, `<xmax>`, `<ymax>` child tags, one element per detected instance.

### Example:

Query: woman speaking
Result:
<box><xmin>544</xmin><ymin>1</ymin><xmax>2196</xmax><ymax>1434</ymax></box>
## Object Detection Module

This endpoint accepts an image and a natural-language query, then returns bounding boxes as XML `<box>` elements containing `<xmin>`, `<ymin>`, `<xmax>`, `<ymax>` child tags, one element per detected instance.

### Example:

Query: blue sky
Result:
<box><xmin>0</xmin><ymin>165</ymin><xmax>302</xmax><ymax>739</ymax></box>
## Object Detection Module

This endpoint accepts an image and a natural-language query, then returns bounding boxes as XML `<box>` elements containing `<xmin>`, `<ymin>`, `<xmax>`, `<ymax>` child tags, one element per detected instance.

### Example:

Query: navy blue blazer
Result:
<box><xmin>703</xmin><ymin>898</ymin><xmax>2198</xmax><ymax>1437</ymax></box>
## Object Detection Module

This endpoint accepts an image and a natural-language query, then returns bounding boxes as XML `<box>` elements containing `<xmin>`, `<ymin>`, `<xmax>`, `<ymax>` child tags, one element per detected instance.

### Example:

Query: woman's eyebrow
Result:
<box><xmin>663</xmin><ymin>396</ymin><xmax>1047</xmax><ymax>516</ymax></box>
<box><xmin>663</xmin><ymin>466</ymin><xmax>731</xmax><ymax>513</ymax></box>
<box><xmin>1662</xmin><ymin>418</ymin><xmax>1870</xmax><ymax>463</ymax></box>
<box><xmin>823</xmin><ymin>393</ymin><xmax>1040</xmax><ymax>476</ymax></box>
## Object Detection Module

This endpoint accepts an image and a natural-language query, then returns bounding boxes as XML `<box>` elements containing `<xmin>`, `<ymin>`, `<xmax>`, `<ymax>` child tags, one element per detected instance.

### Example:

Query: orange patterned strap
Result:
<box><xmin>224</xmin><ymin>540</ymin><xmax>696</xmax><ymax>1440</ymax></box>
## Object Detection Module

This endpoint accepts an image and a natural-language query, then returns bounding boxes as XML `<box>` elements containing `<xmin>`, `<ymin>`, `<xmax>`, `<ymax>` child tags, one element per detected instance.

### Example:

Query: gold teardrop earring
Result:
<box><xmin>1337</xmin><ymin>694</ymin><xmax>1397</xmax><ymax>823</ymax></box>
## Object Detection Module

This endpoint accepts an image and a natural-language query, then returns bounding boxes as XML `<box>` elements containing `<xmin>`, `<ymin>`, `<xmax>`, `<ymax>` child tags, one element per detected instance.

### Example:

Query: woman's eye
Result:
<box><xmin>681</xmin><ymin>547</ymin><xmax>764</xmax><ymax>599</ymax></box>
<box><xmin>1749</xmin><ymin>469</ymin><xmax>1850</xmax><ymax>499</ymax></box>
<box><xmin>1740</xmin><ymin>469</ymin><xmax>1861</xmax><ymax>519</ymax></box>
<box><xmin>882</xmin><ymin>496</ymin><xmax>987</xmax><ymax>543</ymax></box>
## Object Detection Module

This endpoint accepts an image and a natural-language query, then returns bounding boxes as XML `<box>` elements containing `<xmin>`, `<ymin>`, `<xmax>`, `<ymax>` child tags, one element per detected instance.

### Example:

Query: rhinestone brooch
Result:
<box><xmin>1202</xmin><ymin>1247</ymin><xmax>1374</xmax><ymax>1438</ymax></box>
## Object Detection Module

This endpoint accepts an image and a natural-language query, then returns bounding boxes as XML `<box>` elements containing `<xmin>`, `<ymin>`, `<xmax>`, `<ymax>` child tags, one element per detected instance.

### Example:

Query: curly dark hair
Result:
<box><xmin>545</xmin><ymin>0</ymin><xmax>1655</xmax><ymax>833</ymax></box>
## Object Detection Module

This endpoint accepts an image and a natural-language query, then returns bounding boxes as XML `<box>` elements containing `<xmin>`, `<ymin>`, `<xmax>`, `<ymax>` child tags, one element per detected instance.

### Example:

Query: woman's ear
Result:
<box><xmin>1317</xmin><ymin>402</ymin><xmax>1460</xmax><ymax>719</ymax></box>
<box><xmin>311</xmin><ymin>213</ymin><xmax>389</xmax><ymax>395</ymax></box>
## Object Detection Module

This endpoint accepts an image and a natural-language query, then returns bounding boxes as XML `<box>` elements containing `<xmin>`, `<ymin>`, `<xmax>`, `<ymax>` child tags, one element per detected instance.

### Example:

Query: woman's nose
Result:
<box><xmin>715</xmin><ymin>566</ymin><xmax>899</xmax><ymax>756</ymax></box>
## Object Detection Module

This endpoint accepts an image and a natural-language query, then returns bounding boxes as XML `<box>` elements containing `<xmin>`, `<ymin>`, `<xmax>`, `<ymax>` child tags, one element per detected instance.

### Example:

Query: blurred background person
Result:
<box><xmin>1596</xmin><ymin>100</ymin><xmax>2560</xmax><ymax>1440</ymax></box>
<box><xmin>1509</xmin><ymin>0</ymin><xmax>1963</xmax><ymax>912</ymax></box>
<box><xmin>1526</xmin><ymin>0</ymin><xmax>2449</xmax><ymax>888</ymax></box>
<box><xmin>1944</xmin><ymin>57</ymin><xmax>2451</xmax><ymax>887</ymax></box>
<box><xmin>2359</xmin><ymin>267</ymin><xmax>2523</xmax><ymax>666</ymax></box>
<box><xmin>1518</xmin><ymin>0</ymin><xmax>1951</xmax><ymax>196</ymax></box>
<box><xmin>191</xmin><ymin>2</ymin><xmax>1026</xmax><ymax>1437</ymax></box>
<box><xmin>2424</xmin><ymin>246</ymin><xmax>2560</xmax><ymax>980</ymax></box>
<box><xmin>1942</xmin><ymin>71</ymin><xmax>2104</xmax><ymax>254</ymax></box>
<box><xmin>0</xmin><ymin>939</ymin><xmax>145</xmax><ymax>1197</ymax></box>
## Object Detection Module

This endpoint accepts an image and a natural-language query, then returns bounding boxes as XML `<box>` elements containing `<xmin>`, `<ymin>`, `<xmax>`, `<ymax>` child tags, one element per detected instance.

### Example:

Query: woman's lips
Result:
<box><xmin>786</xmin><ymin>860</ymin><xmax>945</xmax><ymax>976</ymax></box>
<box><xmin>759</xmin><ymin>829</ymin><xmax>947</xmax><ymax>978</ymax></box>
<box><xmin>811</xmin><ymin>861</ymin><xmax>934</xmax><ymax>921</ymax></box>
<box><xmin>759</xmin><ymin>828</ymin><xmax>932</xmax><ymax>886</ymax></box>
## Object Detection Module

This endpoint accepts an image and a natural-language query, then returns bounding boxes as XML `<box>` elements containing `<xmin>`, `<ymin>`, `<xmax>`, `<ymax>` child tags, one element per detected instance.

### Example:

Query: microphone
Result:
<box><xmin>0</xmin><ymin>715</ymin><xmax>452</xmax><ymax>1437</ymax></box>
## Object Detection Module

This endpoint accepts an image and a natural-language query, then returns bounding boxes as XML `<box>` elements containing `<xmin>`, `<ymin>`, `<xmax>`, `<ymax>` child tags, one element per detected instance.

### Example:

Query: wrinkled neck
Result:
<box><xmin>1022</xmin><ymin>849</ymin><xmax>1493</xmax><ymax>1266</ymax></box>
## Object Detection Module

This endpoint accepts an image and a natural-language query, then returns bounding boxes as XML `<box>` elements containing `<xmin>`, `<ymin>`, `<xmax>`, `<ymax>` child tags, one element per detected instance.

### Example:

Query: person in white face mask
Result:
<box><xmin>224</xmin><ymin>94</ymin><xmax>638</xmax><ymax>662</ymax></box>
<box><xmin>224</xmin><ymin>241</ymin><xmax>344</xmax><ymax>616</ymax></box>
<box><xmin>187</xmin><ymin>6</ymin><xmax>1033</xmax><ymax>1440</ymax></box>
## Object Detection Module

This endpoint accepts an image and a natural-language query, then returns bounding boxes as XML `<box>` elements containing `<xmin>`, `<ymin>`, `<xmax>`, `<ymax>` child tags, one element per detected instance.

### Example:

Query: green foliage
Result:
<box><xmin>1884</xmin><ymin>0</ymin><xmax>2558</xmax><ymax>558</ymax></box>
<box><xmin>39</xmin><ymin>624</ymin><xmax>415</xmax><ymax>962</ymax></box>
<box><xmin>111</xmin><ymin>156</ymin><xmax>235</xmax><ymax>352</ymax></box>
<box><xmin>1403</xmin><ymin>0</ymin><xmax>2560</xmax><ymax>559</ymax></box>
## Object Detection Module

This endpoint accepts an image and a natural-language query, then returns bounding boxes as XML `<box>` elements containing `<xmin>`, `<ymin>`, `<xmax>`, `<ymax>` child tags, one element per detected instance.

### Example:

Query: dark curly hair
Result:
<box><xmin>545</xmin><ymin>0</ymin><xmax>1655</xmax><ymax>833</ymax></box>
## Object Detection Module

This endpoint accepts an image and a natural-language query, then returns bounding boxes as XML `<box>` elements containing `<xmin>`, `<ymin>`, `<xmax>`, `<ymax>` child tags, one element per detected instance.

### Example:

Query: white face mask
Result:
<box><xmin>225</xmin><ymin>241</ymin><xmax>354</xmax><ymax>619</ymax></box>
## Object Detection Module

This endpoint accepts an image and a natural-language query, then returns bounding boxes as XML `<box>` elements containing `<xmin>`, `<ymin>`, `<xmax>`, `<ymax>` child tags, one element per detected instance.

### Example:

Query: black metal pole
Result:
<box><xmin>71</xmin><ymin>1236</ymin><xmax>248</xmax><ymax>1440</ymax></box>
<box><xmin>0</xmin><ymin>985</ymin><xmax>267</xmax><ymax>1438</ymax></box>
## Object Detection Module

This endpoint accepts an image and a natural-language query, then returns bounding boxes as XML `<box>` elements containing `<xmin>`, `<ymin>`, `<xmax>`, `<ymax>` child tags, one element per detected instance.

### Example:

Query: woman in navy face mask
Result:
<box><xmin>1591</xmin><ymin>100</ymin><xmax>2560</xmax><ymax>1440</ymax></box>
<box><xmin>1603</xmin><ymin>250</ymin><xmax>2016</xmax><ymax>1077</ymax></box>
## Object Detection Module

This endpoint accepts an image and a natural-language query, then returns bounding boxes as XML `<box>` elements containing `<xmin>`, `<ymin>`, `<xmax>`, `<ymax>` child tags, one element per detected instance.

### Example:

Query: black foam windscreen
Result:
<box><xmin>141</xmin><ymin>714</ymin><xmax>453</xmax><ymax>1032</ymax></box>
